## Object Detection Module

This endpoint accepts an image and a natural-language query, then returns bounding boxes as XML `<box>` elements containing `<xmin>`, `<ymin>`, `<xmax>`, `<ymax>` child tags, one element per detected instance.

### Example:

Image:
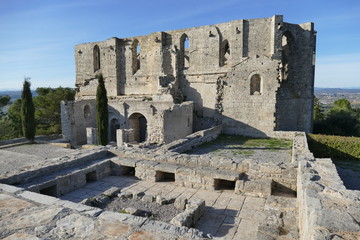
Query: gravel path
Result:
<box><xmin>105</xmin><ymin>197</ymin><xmax>182</xmax><ymax>223</ymax></box>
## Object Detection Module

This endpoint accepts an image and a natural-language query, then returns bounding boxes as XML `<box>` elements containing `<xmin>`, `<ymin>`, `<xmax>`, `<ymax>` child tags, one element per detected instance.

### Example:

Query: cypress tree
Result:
<box><xmin>96</xmin><ymin>74</ymin><xmax>108</xmax><ymax>145</ymax></box>
<box><xmin>21</xmin><ymin>78</ymin><xmax>35</xmax><ymax>142</ymax></box>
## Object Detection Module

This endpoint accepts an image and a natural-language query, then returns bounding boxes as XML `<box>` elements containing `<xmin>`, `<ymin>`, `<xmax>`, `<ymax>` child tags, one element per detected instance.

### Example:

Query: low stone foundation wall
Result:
<box><xmin>157</xmin><ymin>125</ymin><xmax>223</xmax><ymax>154</ymax></box>
<box><xmin>296</xmin><ymin>133</ymin><xmax>360</xmax><ymax>240</ymax></box>
<box><xmin>83</xmin><ymin>186</ymin><xmax>205</xmax><ymax>228</ymax></box>
<box><xmin>0</xmin><ymin>184</ymin><xmax>206</xmax><ymax>239</ymax></box>
<box><xmin>0</xmin><ymin>148</ymin><xmax>110</xmax><ymax>185</ymax></box>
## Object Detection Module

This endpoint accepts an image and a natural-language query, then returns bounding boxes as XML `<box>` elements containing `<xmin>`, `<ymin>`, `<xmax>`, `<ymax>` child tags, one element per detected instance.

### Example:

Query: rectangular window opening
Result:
<box><xmin>156</xmin><ymin>171</ymin><xmax>175</xmax><ymax>182</ymax></box>
<box><xmin>214</xmin><ymin>179</ymin><xmax>235</xmax><ymax>191</ymax></box>
<box><xmin>39</xmin><ymin>185</ymin><xmax>57</xmax><ymax>197</ymax></box>
<box><xmin>86</xmin><ymin>171</ymin><xmax>97</xmax><ymax>182</ymax></box>
<box><xmin>121</xmin><ymin>166</ymin><xmax>136</xmax><ymax>176</ymax></box>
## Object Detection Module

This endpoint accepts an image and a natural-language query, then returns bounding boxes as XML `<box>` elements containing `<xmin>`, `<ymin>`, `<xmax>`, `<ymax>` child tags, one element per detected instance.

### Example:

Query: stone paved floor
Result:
<box><xmin>60</xmin><ymin>176</ymin><xmax>298</xmax><ymax>239</ymax></box>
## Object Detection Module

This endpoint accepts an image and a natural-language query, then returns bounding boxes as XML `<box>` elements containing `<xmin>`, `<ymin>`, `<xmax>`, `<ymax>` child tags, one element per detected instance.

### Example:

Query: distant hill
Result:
<box><xmin>315</xmin><ymin>87</ymin><xmax>360</xmax><ymax>94</ymax></box>
<box><xmin>0</xmin><ymin>90</ymin><xmax>37</xmax><ymax>101</ymax></box>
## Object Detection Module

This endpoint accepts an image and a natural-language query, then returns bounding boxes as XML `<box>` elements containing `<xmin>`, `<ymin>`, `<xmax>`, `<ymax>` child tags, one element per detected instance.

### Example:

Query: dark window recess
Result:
<box><xmin>156</xmin><ymin>171</ymin><xmax>175</xmax><ymax>182</ymax></box>
<box><xmin>121</xmin><ymin>166</ymin><xmax>136</xmax><ymax>176</ymax></box>
<box><xmin>214</xmin><ymin>179</ymin><xmax>235</xmax><ymax>190</ymax></box>
<box><xmin>86</xmin><ymin>171</ymin><xmax>97</xmax><ymax>182</ymax></box>
<box><xmin>39</xmin><ymin>185</ymin><xmax>57</xmax><ymax>197</ymax></box>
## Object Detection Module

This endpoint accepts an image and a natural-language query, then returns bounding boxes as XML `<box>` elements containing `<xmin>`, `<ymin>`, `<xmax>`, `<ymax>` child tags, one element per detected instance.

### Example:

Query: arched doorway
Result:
<box><xmin>128</xmin><ymin>113</ymin><xmax>147</xmax><ymax>143</ymax></box>
<box><xmin>110</xmin><ymin>118</ymin><xmax>120</xmax><ymax>142</ymax></box>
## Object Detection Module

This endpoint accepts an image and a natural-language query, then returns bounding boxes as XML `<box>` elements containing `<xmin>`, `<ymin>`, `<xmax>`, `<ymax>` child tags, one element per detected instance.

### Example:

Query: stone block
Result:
<box><xmin>117</xmin><ymin>192</ymin><xmax>133</xmax><ymax>199</ymax></box>
<box><xmin>154</xmin><ymin>163</ymin><xmax>179</xmax><ymax>173</ymax></box>
<box><xmin>0</xmin><ymin>183</ymin><xmax>23</xmax><ymax>194</ymax></box>
<box><xmin>86</xmin><ymin>127</ymin><xmax>97</xmax><ymax>145</ymax></box>
<box><xmin>19</xmin><ymin>190</ymin><xmax>60</xmax><ymax>205</ymax></box>
<box><xmin>171</xmin><ymin>212</ymin><xmax>192</xmax><ymax>227</ymax></box>
<box><xmin>156</xmin><ymin>195</ymin><xmax>167</xmax><ymax>205</ymax></box>
<box><xmin>124</xmin><ymin>207</ymin><xmax>141</xmax><ymax>215</ymax></box>
<box><xmin>174</xmin><ymin>196</ymin><xmax>188</xmax><ymax>210</ymax></box>
<box><xmin>142</xmin><ymin>194</ymin><xmax>154</xmax><ymax>202</ymax></box>
<box><xmin>103</xmin><ymin>187</ymin><xmax>120</xmax><ymax>198</ymax></box>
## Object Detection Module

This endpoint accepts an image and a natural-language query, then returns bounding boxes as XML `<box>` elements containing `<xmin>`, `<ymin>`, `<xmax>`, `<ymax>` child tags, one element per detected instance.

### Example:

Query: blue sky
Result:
<box><xmin>0</xmin><ymin>0</ymin><xmax>359</xmax><ymax>90</ymax></box>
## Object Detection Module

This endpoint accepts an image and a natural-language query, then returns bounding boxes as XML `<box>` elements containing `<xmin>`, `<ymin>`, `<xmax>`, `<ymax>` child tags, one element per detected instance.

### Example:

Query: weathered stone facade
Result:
<box><xmin>62</xmin><ymin>15</ymin><xmax>316</xmax><ymax>146</ymax></box>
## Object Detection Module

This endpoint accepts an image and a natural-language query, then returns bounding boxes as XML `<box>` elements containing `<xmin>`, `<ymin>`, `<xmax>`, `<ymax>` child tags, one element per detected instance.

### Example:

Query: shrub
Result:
<box><xmin>307</xmin><ymin>134</ymin><xmax>360</xmax><ymax>160</ymax></box>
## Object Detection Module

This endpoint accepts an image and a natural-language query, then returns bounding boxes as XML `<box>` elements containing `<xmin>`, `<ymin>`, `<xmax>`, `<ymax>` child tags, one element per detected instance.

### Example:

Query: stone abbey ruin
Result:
<box><xmin>0</xmin><ymin>16</ymin><xmax>359</xmax><ymax>240</ymax></box>
<box><xmin>61</xmin><ymin>15</ymin><xmax>315</xmax><ymax>146</ymax></box>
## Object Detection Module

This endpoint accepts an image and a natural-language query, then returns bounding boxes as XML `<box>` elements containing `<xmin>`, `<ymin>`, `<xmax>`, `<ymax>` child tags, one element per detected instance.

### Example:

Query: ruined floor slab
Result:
<box><xmin>60</xmin><ymin>176</ymin><xmax>299</xmax><ymax>239</ymax></box>
<box><xmin>0</xmin><ymin>185</ymin><xmax>204</xmax><ymax>240</ymax></box>
<box><xmin>184</xmin><ymin>135</ymin><xmax>292</xmax><ymax>165</ymax></box>
<box><xmin>0</xmin><ymin>143</ymin><xmax>76</xmax><ymax>176</ymax></box>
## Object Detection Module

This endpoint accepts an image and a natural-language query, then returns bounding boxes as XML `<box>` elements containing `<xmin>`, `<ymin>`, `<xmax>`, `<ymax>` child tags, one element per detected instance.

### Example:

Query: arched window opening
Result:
<box><xmin>110</xmin><ymin>118</ymin><xmax>120</xmax><ymax>142</ymax></box>
<box><xmin>281</xmin><ymin>31</ymin><xmax>294</xmax><ymax>81</ymax></box>
<box><xmin>250</xmin><ymin>74</ymin><xmax>262</xmax><ymax>95</ymax></box>
<box><xmin>93</xmin><ymin>45</ymin><xmax>100</xmax><ymax>72</ymax></box>
<box><xmin>180</xmin><ymin>34</ymin><xmax>190</xmax><ymax>69</ymax></box>
<box><xmin>132</xmin><ymin>39</ymin><xmax>140</xmax><ymax>74</ymax></box>
<box><xmin>84</xmin><ymin>105</ymin><xmax>91</xmax><ymax>119</ymax></box>
<box><xmin>128</xmin><ymin>113</ymin><xmax>147</xmax><ymax>143</ymax></box>
<box><xmin>220</xmin><ymin>40</ymin><xmax>230</xmax><ymax>67</ymax></box>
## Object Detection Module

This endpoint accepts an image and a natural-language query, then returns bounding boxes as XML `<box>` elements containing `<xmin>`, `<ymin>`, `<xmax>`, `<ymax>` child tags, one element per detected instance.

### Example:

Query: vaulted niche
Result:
<box><xmin>220</xmin><ymin>40</ymin><xmax>230</xmax><ymax>67</ymax></box>
<box><xmin>93</xmin><ymin>45</ymin><xmax>100</xmax><ymax>72</ymax></box>
<box><xmin>132</xmin><ymin>39</ymin><xmax>141</xmax><ymax>74</ymax></box>
<box><xmin>250</xmin><ymin>74</ymin><xmax>262</xmax><ymax>95</ymax></box>
<box><xmin>180</xmin><ymin>34</ymin><xmax>190</xmax><ymax>69</ymax></box>
<box><xmin>128</xmin><ymin>113</ymin><xmax>147</xmax><ymax>143</ymax></box>
<box><xmin>84</xmin><ymin>105</ymin><xmax>91</xmax><ymax>119</ymax></box>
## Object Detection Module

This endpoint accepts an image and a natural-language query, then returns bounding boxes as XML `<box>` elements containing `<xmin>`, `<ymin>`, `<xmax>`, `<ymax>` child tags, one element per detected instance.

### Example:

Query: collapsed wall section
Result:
<box><xmin>163</xmin><ymin>102</ymin><xmax>193</xmax><ymax>143</ymax></box>
<box><xmin>61</xmin><ymin>99</ymin><xmax>96</xmax><ymax>146</ymax></box>
<box><xmin>275</xmin><ymin>22</ymin><xmax>316</xmax><ymax>132</ymax></box>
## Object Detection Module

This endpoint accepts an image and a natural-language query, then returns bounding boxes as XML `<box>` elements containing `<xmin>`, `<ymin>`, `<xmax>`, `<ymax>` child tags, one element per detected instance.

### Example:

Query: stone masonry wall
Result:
<box><xmin>163</xmin><ymin>102</ymin><xmax>193</xmax><ymax>143</ymax></box>
<box><xmin>294</xmin><ymin>133</ymin><xmax>360</xmax><ymax>240</ymax></box>
<box><xmin>72</xmin><ymin>15</ymin><xmax>316</xmax><ymax>140</ymax></box>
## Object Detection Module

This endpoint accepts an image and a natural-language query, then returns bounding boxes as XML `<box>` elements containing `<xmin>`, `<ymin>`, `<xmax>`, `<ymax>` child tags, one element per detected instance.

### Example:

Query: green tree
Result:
<box><xmin>0</xmin><ymin>95</ymin><xmax>11</xmax><ymax>118</ymax></box>
<box><xmin>96</xmin><ymin>74</ymin><xmax>108</xmax><ymax>145</ymax></box>
<box><xmin>332</xmin><ymin>98</ymin><xmax>352</xmax><ymax>111</ymax></box>
<box><xmin>313</xmin><ymin>97</ymin><xmax>324</xmax><ymax>121</ymax></box>
<box><xmin>33</xmin><ymin>87</ymin><xmax>75</xmax><ymax>134</ymax></box>
<box><xmin>7</xmin><ymin>99</ymin><xmax>22</xmax><ymax>137</ymax></box>
<box><xmin>21</xmin><ymin>78</ymin><xmax>35</xmax><ymax>142</ymax></box>
<box><xmin>314</xmin><ymin>98</ymin><xmax>360</xmax><ymax>137</ymax></box>
<box><xmin>0</xmin><ymin>95</ymin><xmax>11</xmax><ymax>108</ymax></box>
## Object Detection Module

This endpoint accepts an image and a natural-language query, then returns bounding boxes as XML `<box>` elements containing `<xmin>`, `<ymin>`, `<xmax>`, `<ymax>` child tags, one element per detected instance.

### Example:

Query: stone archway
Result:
<box><xmin>110</xmin><ymin>118</ymin><xmax>120</xmax><ymax>142</ymax></box>
<box><xmin>128</xmin><ymin>113</ymin><xmax>147</xmax><ymax>143</ymax></box>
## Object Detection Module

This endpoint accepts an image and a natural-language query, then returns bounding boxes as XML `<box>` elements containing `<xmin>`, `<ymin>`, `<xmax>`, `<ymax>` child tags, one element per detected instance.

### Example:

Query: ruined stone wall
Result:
<box><xmin>294</xmin><ymin>133</ymin><xmax>360</xmax><ymax>240</ymax></box>
<box><xmin>72</xmin><ymin>15</ymin><xmax>316</xmax><ymax>141</ymax></box>
<box><xmin>63</xmin><ymin>97</ymin><xmax>194</xmax><ymax>145</ymax></box>
<box><xmin>274</xmin><ymin>22</ymin><xmax>316</xmax><ymax>132</ymax></box>
<box><xmin>75</xmin><ymin>38</ymin><xmax>118</xmax><ymax>97</ymax></box>
<box><xmin>61</xmin><ymin>99</ymin><xmax>96</xmax><ymax>146</ymax></box>
<box><xmin>107</xmin><ymin>99</ymin><xmax>172</xmax><ymax>143</ymax></box>
<box><xmin>163</xmin><ymin>102</ymin><xmax>193</xmax><ymax>143</ymax></box>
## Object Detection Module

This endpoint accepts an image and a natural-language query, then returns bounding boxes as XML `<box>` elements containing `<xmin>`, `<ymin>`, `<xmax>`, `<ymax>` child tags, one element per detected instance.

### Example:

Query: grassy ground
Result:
<box><xmin>186</xmin><ymin>134</ymin><xmax>292</xmax><ymax>157</ymax></box>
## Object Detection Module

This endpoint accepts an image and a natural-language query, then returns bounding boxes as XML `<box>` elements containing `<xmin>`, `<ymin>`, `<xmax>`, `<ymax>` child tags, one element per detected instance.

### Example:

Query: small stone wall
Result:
<box><xmin>0</xmin><ymin>148</ymin><xmax>110</xmax><ymax>185</ymax></box>
<box><xmin>0</xmin><ymin>184</ymin><xmax>206</xmax><ymax>239</ymax></box>
<box><xmin>158</xmin><ymin>125</ymin><xmax>223</xmax><ymax>154</ymax></box>
<box><xmin>296</xmin><ymin>133</ymin><xmax>360</xmax><ymax>240</ymax></box>
<box><xmin>83</xmin><ymin>187</ymin><xmax>205</xmax><ymax>228</ymax></box>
